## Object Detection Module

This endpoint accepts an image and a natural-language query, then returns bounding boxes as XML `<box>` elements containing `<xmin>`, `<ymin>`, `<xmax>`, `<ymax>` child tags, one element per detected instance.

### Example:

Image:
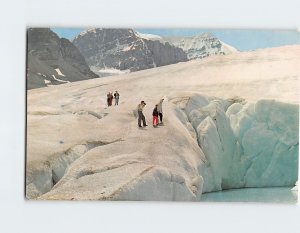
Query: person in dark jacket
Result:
<box><xmin>106</xmin><ymin>92</ymin><xmax>114</xmax><ymax>106</ymax></box>
<box><xmin>107</xmin><ymin>92</ymin><xmax>110</xmax><ymax>106</ymax></box>
<box><xmin>137</xmin><ymin>101</ymin><xmax>147</xmax><ymax>127</ymax></box>
<box><xmin>152</xmin><ymin>104</ymin><xmax>159</xmax><ymax>127</ymax></box>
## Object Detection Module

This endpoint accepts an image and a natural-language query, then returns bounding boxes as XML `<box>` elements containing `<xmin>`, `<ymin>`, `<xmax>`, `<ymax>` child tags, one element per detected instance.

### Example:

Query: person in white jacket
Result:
<box><xmin>157</xmin><ymin>98</ymin><xmax>164</xmax><ymax>124</ymax></box>
<box><xmin>114</xmin><ymin>91</ymin><xmax>120</xmax><ymax>105</ymax></box>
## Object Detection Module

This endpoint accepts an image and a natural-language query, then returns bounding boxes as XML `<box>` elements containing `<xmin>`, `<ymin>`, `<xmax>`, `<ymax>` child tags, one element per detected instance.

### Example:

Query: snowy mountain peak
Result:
<box><xmin>195</xmin><ymin>32</ymin><xmax>216</xmax><ymax>39</ymax></box>
<box><xmin>76</xmin><ymin>28</ymin><xmax>100</xmax><ymax>38</ymax></box>
<box><xmin>135</xmin><ymin>31</ymin><xmax>163</xmax><ymax>41</ymax></box>
<box><xmin>72</xmin><ymin>28</ymin><xmax>187</xmax><ymax>75</ymax></box>
<box><xmin>70</xmin><ymin>28</ymin><xmax>238</xmax><ymax>78</ymax></box>
<box><xmin>75</xmin><ymin>28</ymin><xmax>136</xmax><ymax>40</ymax></box>
<box><xmin>164</xmin><ymin>33</ymin><xmax>238</xmax><ymax>59</ymax></box>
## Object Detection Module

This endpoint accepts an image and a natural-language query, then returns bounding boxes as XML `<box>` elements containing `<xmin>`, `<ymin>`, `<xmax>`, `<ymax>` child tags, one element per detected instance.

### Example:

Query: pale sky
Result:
<box><xmin>51</xmin><ymin>28</ymin><xmax>300</xmax><ymax>51</ymax></box>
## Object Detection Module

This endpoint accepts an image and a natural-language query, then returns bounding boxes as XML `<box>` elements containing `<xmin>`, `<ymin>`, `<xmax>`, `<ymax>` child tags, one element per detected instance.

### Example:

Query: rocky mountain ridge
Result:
<box><xmin>72</xmin><ymin>28</ymin><xmax>188</xmax><ymax>75</ymax></box>
<box><xmin>27</xmin><ymin>28</ymin><xmax>98</xmax><ymax>89</ymax></box>
<box><xmin>26</xmin><ymin>28</ymin><xmax>238</xmax><ymax>89</ymax></box>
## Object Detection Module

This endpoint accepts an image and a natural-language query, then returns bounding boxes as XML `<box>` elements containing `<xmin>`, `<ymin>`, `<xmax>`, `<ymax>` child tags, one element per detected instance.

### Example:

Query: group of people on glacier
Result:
<box><xmin>105</xmin><ymin>91</ymin><xmax>164</xmax><ymax>128</ymax></box>
<box><xmin>137</xmin><ymin>98</ymin><xmax>164</xmax><ymax>128</ymax></box>
<box><xmin>107</xmin><ymin>91</ymin><xmax>120</xmax><ymax>106</ymax></box>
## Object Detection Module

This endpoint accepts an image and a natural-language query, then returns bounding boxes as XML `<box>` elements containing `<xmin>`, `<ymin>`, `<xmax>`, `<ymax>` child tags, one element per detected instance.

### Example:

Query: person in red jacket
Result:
<box><xmin>152</xmin><ymin>104</ymin><xmax>159</xmax><ymax>127</ymax></box>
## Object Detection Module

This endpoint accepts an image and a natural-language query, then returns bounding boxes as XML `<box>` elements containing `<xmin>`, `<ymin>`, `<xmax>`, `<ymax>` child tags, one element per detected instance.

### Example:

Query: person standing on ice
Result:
<box><xmin>157</xmin><ymin>98</ymin><xmax>164</xmax><ymax>124</ymax></box>
<box><xmin>108</xmin><ymin>92</ymin><xmax>113</xmax><ymax>106</ymax></box>
<box><xmin>152</xmin><ymin>104</ymin><xmax>159</xmax><ymax>127</ymax></box>
<box><xmin>107</xmin><ymin>92</ymin><xmax>110</xmax><ymax>106</ymax></box>
<box><xmin>114</xmin><ymin>91</ymin><xmax>120</xmax><ymax>106</ymax></box>
<box><xmin>137</xmin><ymin>101</ymin><xmax>147</xmax><ymax>127</ymax></box>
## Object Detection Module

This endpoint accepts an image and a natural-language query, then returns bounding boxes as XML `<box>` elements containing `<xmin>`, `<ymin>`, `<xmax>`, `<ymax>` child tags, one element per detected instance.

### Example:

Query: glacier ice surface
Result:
<box><xmin>177</xmin><ymin>95</ymin><xmax>299</xmax><ymax>194</ymax></box>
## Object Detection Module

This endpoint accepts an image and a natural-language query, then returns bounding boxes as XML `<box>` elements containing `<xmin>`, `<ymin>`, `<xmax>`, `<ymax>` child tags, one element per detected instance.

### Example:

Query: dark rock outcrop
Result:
<box><xmin>26</xmin><ymin>28</ymin><xmax>98</xmax><ymax>89</ymax></box>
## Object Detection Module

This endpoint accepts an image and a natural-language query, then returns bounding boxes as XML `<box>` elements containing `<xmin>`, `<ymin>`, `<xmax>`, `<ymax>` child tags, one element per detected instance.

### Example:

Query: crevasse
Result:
<box><xmin>176</xmin><ymin>94</ymin><xmax>299</xmax><ymax>193</ymax></box>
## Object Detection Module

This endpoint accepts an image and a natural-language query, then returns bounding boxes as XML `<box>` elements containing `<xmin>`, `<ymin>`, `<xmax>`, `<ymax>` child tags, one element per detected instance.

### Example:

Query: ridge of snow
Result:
<box><xmin>97</xmin><ymin>68</ymin><xmax>130</xmax><ymax>74</ymax></box>
<box><xmin>55</xmin><ymin>68</ymin><xmax>66</xmax><ymax>76</ymax></box>
<box><xmin>135</xmin><ymin>31</ymin><xmax>163</xmax><ymax>41</ymax></box>
<box><xmin>44</xmin><ymin>79</ymin><xmax>51</xmax><ymax>84</ymax></box>
<box><xmin>52</xmin><ymin>74</ymin><xmax>69</xmax><ymax>83</ymax></box>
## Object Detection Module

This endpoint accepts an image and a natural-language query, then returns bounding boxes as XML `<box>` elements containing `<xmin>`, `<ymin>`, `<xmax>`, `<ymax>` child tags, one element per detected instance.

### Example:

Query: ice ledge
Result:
<box><xmin>173</xmin><ymin>94</ymin><xmax>299</xmax><ymax>193</ymax></box>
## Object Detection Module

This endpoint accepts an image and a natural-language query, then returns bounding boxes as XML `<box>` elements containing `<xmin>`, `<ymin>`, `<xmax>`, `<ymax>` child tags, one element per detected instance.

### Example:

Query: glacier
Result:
<box><xmin>27</xmin><ymin>93</ymin><xmax>298</xmax><ymax>201</ymax></box>
<box><xmin>26</xmin><ymin>45</ymin><xmax>300</xmax><ymax>201</ymax></box>
<box><xmin>171</xmin><ymin>94</ymin><xmax>299</xmax><ymax>193</ymax></box>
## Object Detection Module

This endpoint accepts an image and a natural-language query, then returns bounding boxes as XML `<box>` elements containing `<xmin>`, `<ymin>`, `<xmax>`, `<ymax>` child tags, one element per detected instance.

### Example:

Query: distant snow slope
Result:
<box><xmin>26</xmin><ymin>45</ymin><xmax>300</xmax><ymax>200</ymax></box>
